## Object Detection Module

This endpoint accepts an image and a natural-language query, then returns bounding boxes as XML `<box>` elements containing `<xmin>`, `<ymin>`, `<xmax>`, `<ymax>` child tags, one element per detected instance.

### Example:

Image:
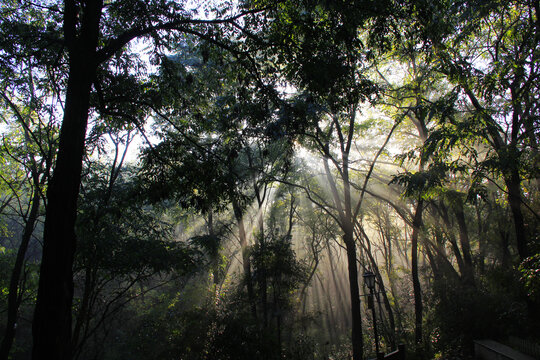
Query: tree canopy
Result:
<box><xmin>0</xmin><ymin>1</ymin><xmax>538</xmax><ymax>360</ymax></box>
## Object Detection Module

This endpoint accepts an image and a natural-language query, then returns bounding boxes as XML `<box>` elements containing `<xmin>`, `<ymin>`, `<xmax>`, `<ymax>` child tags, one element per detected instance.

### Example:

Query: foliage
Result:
<box><xmin>72</xmin><ymin>164</ymin><xmax>201</xmax><ymax>359</ymax></box>
<box><xmin>0</xmin><ymin>0</ymin><xmax>539</xmax><ymax>359</ymax></box>
<box><xmin>519</xmin><ymin>254</ymin><xmax>540</xmax><ymax>301</ymax></box>
<box><xmin>427</xmin><ymin>267</ymin><xmax>528</xmax><ymax>358</ymax></box>
<box><xmin>138</xmin><ymin>38</ymin><xmax>292</xmax><ymax>213</ymax></box>
<box><xmin>251</xmin><ymin>231</ymin><xmax>308</xmax><ymax>310</ymax></box>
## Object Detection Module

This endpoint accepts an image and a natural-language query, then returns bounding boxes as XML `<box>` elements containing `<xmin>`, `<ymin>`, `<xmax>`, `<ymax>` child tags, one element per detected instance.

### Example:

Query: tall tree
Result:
<box><xmin>409</xmin><ymin>0</ymin><xmax>540</xmax><ymax>260</ymax></box>
<box><xmin>244</xmin><ymin>1</ymin><xmax>399</xmax><ymax>357</ymax></box>
<box><xmin>0</xmin><ymin>1</ymin><xmax>266</xmax><ymax>358</ymax></box>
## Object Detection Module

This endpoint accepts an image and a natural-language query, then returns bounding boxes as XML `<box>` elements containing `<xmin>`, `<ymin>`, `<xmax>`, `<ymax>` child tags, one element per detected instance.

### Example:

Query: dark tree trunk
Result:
<box><xmin>32</xmin><ymin>2</ymin><xmax>103</xmax><ymax>359</ymax></box>
<box><xmin>317</xmin><ymin>273</ymin><xmax>338</xmax><ymax>343</ymax></box>
<box><xmin>424</xmin><ymin>244</ymin><xmax>441</xmax><ymax>280</ymax></box>
<box><xmin>475</xmin><ymin>204</ymin><xmax>486</xmax><ymax>273</ymax></box>
<box><xmin>464</xmin><ymin>87</ymin><xmax>529</xmax><ymax>261</ymax></box>
<box><xmin>0</xmin><ymin>185</ymin><xmax>40</xmax><ymax>360</ymax></box>
<box><xmin>437</xmin><ymin>202</ymin><xmax>467</xmax><ymax>280</ymax></box>
<box><xmin>425</xmin><ymin>235</ymin><xmax>461</xmax><ymax>282</ymax></box>
<box><xmin>32</xmin><ymin>62</ymin><xmax>93</xmax><ymax>360</ymax></box>
<box><xmin>370</xmin><ymin>252</ymin><xmax>397</xmax><ymax>349</ymax></box>
<box><xmin>411</xmin><ymin>199</ymin><xmax>424</xmax><ymax>356</ymax></box>
<box><xmin>504</xmin><ymin>170</ymin><xmax>528</xmax><ymax>260</ymax></box>
<box><xmin>344</xmin><ymin>229</ymin><xmax>363</xmax><ymax>360</ymax></box>
<box><xmin>253</xmin><ymin>178</ymin><xmax>268</xmax><ymax>327</ymax></box>
<box><xmin>207</xmin><ymin>211</ymin><xmax>222</xmax><ymax>286</ymax></box>
<box><xmin>454</xmin><ymin>200</ymin><xmax>475</xmax><ymax>285</ymax></box>
<box><xmin>261</xmin><ymin>238</ymin><xmax>268</xmax><ymax>327</ymax></box>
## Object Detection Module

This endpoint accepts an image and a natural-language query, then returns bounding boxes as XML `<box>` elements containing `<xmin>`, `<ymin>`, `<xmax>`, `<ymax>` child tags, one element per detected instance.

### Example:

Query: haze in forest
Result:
<box><xmin>0</xmin><ymin>1</ymin><xmax>539</xmax><ymax>360</ymax></box>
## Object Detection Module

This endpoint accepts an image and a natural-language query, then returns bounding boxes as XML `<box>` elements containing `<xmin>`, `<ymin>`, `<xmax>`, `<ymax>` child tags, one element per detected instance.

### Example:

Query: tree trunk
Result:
<box><xmin>322</xmin><ymin>141</ymin><xmax>364</xmax><ymax>359</ymax></box>
<box><xmin>454</xmin><ymin>199</ymin><xmax>475</xmax><ymax>285</ymax></box>
<box><xmin>463</xmin><ymin>86</ymin><xmax>529</xmax><ymax>261</ymax></box>
<box><xmin>411</xmin><ymin>199</ymin><xmax>424</xmax><ymax>356</ymax></box>
<box><xmin>32</xmin><ymin>2</ymin><xmax>102</xmax><ymax>359</ymax></box>
<box><xmin>344</xmin><ymin>229</ymin><xmax>363</xmax><ymax>360</ymax></box>
<box><xmin>232</xmin><ymin>199</ymin><xmax>257</xmax><ymax>318</ymax></box>
<box><xmin>475</xmin><ymin>204</ymin><xmax>486</xmax><ymax>273</ymax></box>
<box><xmin>425</xmin><ymin>236</ymin><xmax>460</xmax><ymax>282</ymax></box>
<box><xmin>437</xmin><ymin>202</ymin><xmax>467</xmax><ymax>280</ymax></box>
<box><xmin>371</xmin><ymin>255</ymin><xmax>397</xmax><ymax>349</ymax></box>
<box><xmin>504</xmin><ymin>170</ymin><xmax>528</xmax><ymax>260</ymax></box>
<box><xmin>252</xmin><ymin>174</ymin><xmax>268</xmax><ymax>327</ymax></box>
<box><xmin>0</xmin><ymin>185</ymin><xmax>40</xmax><ymax>360</ymax></box>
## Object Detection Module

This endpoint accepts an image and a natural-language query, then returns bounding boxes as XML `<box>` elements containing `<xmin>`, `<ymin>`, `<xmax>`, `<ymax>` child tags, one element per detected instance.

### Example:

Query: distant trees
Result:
<box><xmin>72</xmin><ymin>159</ymin><xmax>199</xmax><ymax>360</ymax></box>
<box><xmin>248</xmin><ymin>1</ymin><xmax>387</xmax><ymax>357</ymax></box>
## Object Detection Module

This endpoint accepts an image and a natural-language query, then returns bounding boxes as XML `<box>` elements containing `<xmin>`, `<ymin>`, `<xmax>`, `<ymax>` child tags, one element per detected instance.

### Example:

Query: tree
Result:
<box><xmin>376</xmin><ymin>47</ymin><xmax>452</xmax><ymax>354</ymax></box>
<box><xmin>72</xmin><ymin>158</ymin><xmax>199</xmax><ymax>360</ymax></box>
<box><xmin>137</xmin><ymin>36</ymin><xmax>295</xmax><ymax>323</ymax></box>
<box><xmin>248</xmin><ymin>2</ymin><xmax>369</xmax><ymax>357</ymax></box>
<box><xmin>0</xmin><ymin>123</ymin><xmax>50</xmax><ymax>360</ymax></box>
<box><xmin>0</xmin><ymin>1</ymin><xmax>267</xmax><ymax>358</ymax></box>
<box><xmin>249</xmin><ymin>184</ymin><xmax>308</xmax><ymax>357</ymax></box>
<box><xmin>408</xmin><ymin>0</ymin><xmax>540</xmax><ymax>260</ymax></box>
<box><xmin>0</xmin><ymin>48</ymin><xmax>58</xmax><ymax>358</ymax></box>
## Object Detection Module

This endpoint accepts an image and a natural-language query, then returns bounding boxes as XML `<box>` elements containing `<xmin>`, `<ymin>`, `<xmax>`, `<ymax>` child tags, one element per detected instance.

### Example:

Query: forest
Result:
<box><xmin>0</xmin><ymin>0</ymin><xmax>539</xmax><ymax>359</ymax></box>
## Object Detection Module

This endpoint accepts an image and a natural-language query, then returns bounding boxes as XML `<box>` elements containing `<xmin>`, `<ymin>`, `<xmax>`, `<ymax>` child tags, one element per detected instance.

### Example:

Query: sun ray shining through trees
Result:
<box><xmin>0</xmin><ymin>1</ymin><xmax>538</xmax><ymax>360</ymax></box>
